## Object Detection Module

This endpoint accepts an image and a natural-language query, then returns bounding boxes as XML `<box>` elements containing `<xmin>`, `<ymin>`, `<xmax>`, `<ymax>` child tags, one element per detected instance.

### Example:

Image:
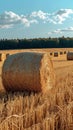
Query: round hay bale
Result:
<box><xmin>6</xmin><ymin>53</ymin><xmax>9</xmax><ymax>58</ymax></box>
<box><xmin>60</xmin><ymin>51</ymin><xmax>63</xmax><ymax>55</ymax></box>
<box><xmin>64</xmin><ymin>51</ymin><xmax>66</xmax><ymax>54</ymax></box>
<box><xmin>67</xmin><ymin>52</ymin><xmax>73</xmax><ymax>60</ymax></box>
<box><xmin>54</xmin><ymin>52</ymin><xmax>58</xmax><ymax>57</ymax></box>
<box><xmin>2</xmin><ymin>52</ymin><xmax>55</xmax><ymax>93</ymax></box>
<box><xmin>0</xmin><ymin>53</ymin><xmax>6</xmax><ymax>61</ymax></box>
<box><xmin>50</xmin><ymin>52</ymin><xmax>53</xmax><ymax>56</ymax></box>
<box><xmin>0</xmin><ymin>53</ymin><xmax>2</xmax><ymax>61</ymax></box>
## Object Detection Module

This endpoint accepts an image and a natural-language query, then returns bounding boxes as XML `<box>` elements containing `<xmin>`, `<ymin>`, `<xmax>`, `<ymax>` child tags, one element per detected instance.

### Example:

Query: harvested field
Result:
<box><xmin>0</xmin><ymin>48</ymin><xmax>73</xmax><ymax>130</ymax></box>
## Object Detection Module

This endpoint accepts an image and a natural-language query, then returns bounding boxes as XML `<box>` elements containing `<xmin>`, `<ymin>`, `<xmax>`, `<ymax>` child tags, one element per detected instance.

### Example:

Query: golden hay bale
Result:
<box><xmin>64</xmin><ymin>51</ymin><xmax>66</xmax><ymax>54</ymax></box>
<box><xmin>0</xmin><ymin>53</ymin><xmax>6</xmax><ymax>61</ymax></box>
<box><xmin>60</xmin><ymin>51</ymin><xmax>63</xmax><ymax>55</ymax></box>
<box><xmin>50</xmin><ymin>52</ymin><xmax>53</xmax><ymax>56</ymax></box>
<box><xmin>2</xmin><ymin>52</ymin><xmax>55</xmax><ymax>93</ymax></box>
<box><xmin>0</xmin><ymin>53</ymin><xmax>2</xmax><ymax>61</ymax></box>
<box><xmin>67</xmin><ymin>52</ymin><xmax>73</xmax><ymax>60</ymax></box>
<box><xmin>54</xmin><ymin>52</ymin><xmax>58</xmax><ymax>57</ymax></box>
<box><xmin>6</xmin><ymin>53</ymin><xmax>9</xmax><ymax>58</ymax></box>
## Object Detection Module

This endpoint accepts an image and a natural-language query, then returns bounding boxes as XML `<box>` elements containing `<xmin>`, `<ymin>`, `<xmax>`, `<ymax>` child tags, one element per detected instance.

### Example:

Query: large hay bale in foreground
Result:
<box><xmin>67</xmin><ymin>52</ymin><xmax>73</xmax><ymax>60</ymax></box>
<box><xmin>2</xmin><ymin>52</ymin><xmax>55</xmax><ymax>93</ymax></box>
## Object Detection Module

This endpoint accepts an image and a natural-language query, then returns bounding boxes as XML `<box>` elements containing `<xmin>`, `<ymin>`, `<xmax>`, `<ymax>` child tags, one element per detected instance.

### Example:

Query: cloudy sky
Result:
<box><xmin>0</xmin><ymin>0</ymin><xmax>73</xmax><ymax>39</ymax></box>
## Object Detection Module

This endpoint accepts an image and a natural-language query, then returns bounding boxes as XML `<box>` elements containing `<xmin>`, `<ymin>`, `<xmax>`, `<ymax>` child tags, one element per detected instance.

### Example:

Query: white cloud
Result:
<box><xmin>0</xmin><ymin>24</ymin><xmax>13</xmax><ymax>29</ymax></box>
<box><xmin>53</xmin><ymin>29</ymin><xmax>62</xmax><ymax>34</ymax></box>
<box><xmin>48</xmin><ymin>29</ymin><xmax>63</xmax><ymax>35</ymax></box>
<box><xmin>61</xmin><ymin>27</ymin><xmax>73</xmax><ymax>32</ymax></box>
<box><xmin>0</xmin><ymin>11</ymin><xmax>38</xmax><ymax>29</ymax></box>
<box><xmin>0</xmin><ymin>9</ymin><xmax>73</xmax><ymax>29</ymax></box>
<box><xmin>30</xmin><ymin>19</ymin><xmax>38</xmax><ymax>24</ymax></box>
<box><xmin>48</xmin><ymin>27</ymin><xmax>73</xmax><ymax>35</ymax></box>
<box><xmin>31</xmin><ymin>9</ymin><xmax>73</xmax><ymax>24</ymax></box>
<box><xmin>53</xmin><ymin>9</ymin><xmax>73</xmax><ymax>24</ymax></box>
<box><xmin>56</xmin><ymin>9</ymin><xmax>73</xmax><ymax>17</ymax></box>
<box><xmin>31</xmin><ymin>10</ymin><xmax>49</xmax><ymax>20</ymax></box>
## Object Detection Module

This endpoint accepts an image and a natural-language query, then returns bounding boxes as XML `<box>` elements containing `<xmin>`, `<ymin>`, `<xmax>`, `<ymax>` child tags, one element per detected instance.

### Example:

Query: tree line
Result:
<box><xmin>0</xmin><ymin>37</ymin><xmax>73</xmax><ymax>50</ymax></box>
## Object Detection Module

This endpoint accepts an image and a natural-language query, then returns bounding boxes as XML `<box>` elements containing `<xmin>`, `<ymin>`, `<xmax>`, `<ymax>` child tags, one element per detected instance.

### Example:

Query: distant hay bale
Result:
<box><xmin>0</xmin><ymin>54</ymin><xmax>2</xmax><ymax>61</ymax></box>
<box><xmin>0</xmin><ymin>53</ymin><xmax>6</xmax><ymax>61</ymax></box>
<box><xmin>6</xmin><ymin>53</ymin><xmax>9</xmax><ymax>58</ymax></box>
<box><xmin>54</xmin><ymin>52</ymin><xmax>58</xmax><ymax>57</ymax></box>
<box><xmin>2</xmin><ymin>52</ymin><xmax>55</xmax><ymax>93</ymax></box>
<box><xmin>64</xmin><ymin>51</ymin><xmax>66</xmax><ymax>54</ymax></box>
<box><xmin>50</xmin><ymin>52</ymin><xmax>53</xmax><ymax>56</ymax></box>
<box><xmin>60</xmin><ymin>52</ymin><xmax>63</xmax><ymax>55</ymax></box>
<box><xmin>67</xmin><ymin>52</ymin><xmax>73</xmax><ymax>60</ymax></box>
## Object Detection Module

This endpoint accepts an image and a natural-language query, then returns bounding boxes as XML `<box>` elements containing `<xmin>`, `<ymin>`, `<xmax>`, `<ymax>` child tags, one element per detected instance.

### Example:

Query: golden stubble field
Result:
<box><xmin>0</xmin><ymin>48</ymin><xmax>73</xmax><ymax>130</ymax></box>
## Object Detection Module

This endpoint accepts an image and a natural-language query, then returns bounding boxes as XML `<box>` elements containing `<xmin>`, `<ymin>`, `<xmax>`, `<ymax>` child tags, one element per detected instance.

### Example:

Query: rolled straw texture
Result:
<box><xmin>2</xmin><ymin>52</ymin><xmax>55</xmax><ymax>92</ymax></box>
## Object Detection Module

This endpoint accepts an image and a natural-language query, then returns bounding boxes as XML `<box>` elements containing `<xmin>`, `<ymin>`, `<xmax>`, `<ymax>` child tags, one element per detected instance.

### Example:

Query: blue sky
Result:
<box><xmin>0</xmin><ymin>0</ymin><xmax>73</xmax><ymax>39</ymax></box>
